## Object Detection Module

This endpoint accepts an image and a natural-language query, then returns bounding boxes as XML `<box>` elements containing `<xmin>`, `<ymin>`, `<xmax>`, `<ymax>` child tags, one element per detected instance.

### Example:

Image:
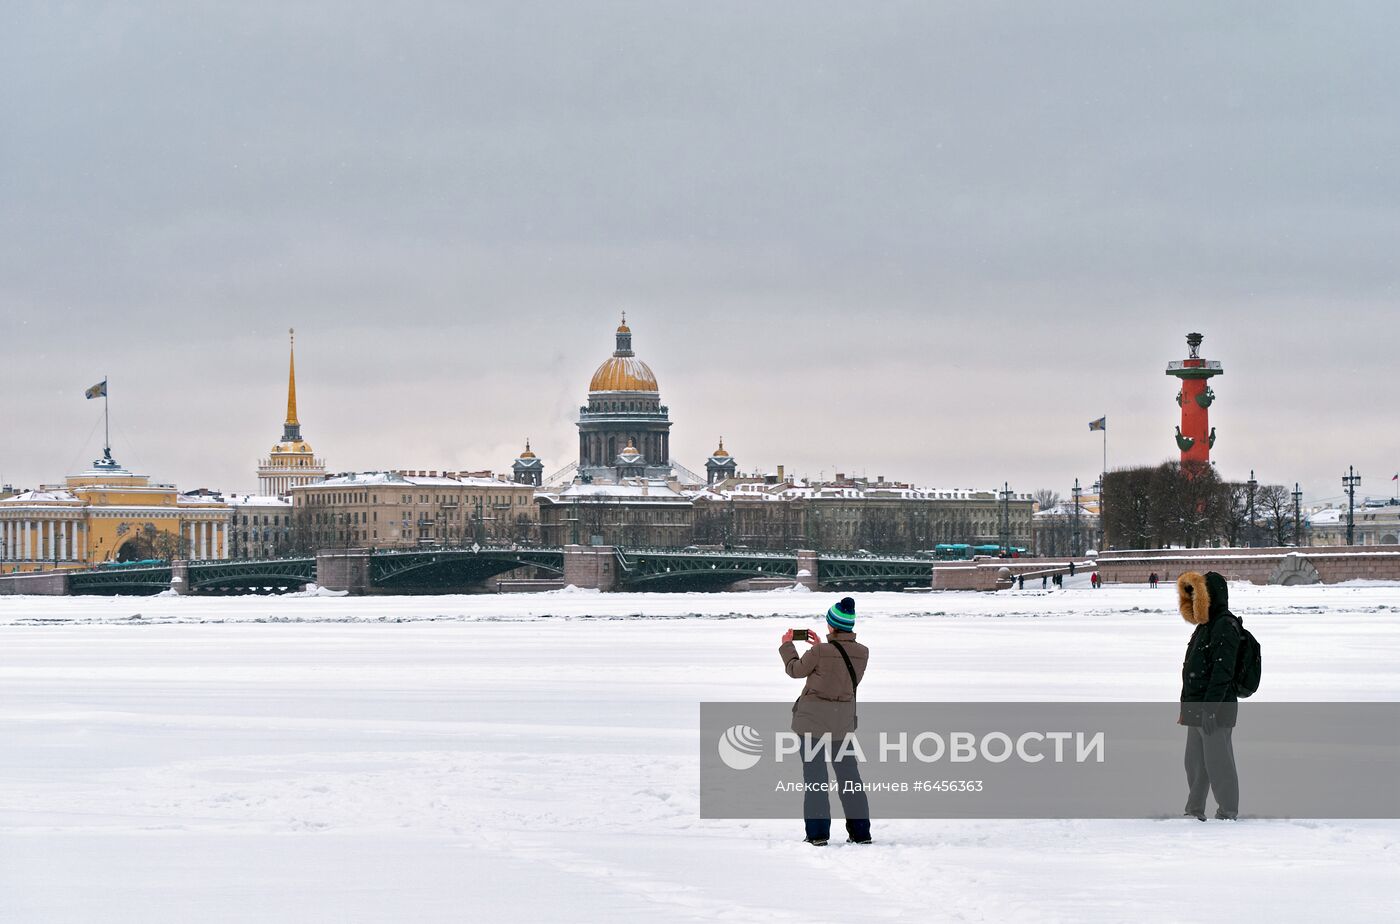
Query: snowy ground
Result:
<box><xmin>2</xmin><ymin>582</ymin><xmax>1398</xmax><ymax>922</ymax></box>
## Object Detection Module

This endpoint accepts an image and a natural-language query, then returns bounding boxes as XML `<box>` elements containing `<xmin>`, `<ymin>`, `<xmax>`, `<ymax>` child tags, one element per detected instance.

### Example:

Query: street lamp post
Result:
<box><xmin>1071</xmin><ymin>478</ymin><xmax>1082</xmax><ymax>558</ymax></box>
<box><xmin>1343</xmin><ymin>467</ymin><xmax>1361</xmax><ymax>546</ymax></box>
<box><xmin>999</xmin><ymin>482</ymin><xmax>1012</xmax><ymax>555</ymax></box>
<box><xmin>1091</xmin><ymin>478</ymin><xmax>1103</xmax><ymax>551</ymax></box>
<box><xmin>1292</xmin><ymin>483</ymin><xmax>1304</xmax><ymax>547</ymax></box>
<box><xmin>1246</xmin><ymin>470</ymin><xmax>1258</xmax><ymax>548</ymax></box>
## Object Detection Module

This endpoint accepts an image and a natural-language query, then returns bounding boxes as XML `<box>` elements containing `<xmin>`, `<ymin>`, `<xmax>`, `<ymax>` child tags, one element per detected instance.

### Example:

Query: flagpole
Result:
<box><xmin>1102</xmin><ymin>423</ymin><xmax>1107</xmax><ymax>486</ymax></box>
<box><xmin>104</xmin><ymin>376</ymin><xmax>110</xmax><ymax>455</ymax></box>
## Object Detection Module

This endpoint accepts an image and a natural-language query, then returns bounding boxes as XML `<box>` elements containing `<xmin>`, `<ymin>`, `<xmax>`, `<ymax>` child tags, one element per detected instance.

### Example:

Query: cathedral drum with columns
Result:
<box><xmin>577</xmin><ymin>316</ymin><xmax>674</xmax><ymax>483</ymax></box>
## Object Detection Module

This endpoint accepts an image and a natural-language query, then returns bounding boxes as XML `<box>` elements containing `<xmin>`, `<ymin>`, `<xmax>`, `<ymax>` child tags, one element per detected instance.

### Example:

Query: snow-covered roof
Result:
<box><xmin>176</xmin><ymin>494</ymin><xmax>231</xmax><ymax>506</ymax></box>
<box><xmin>223</xmin><ymin>494</ymin><xmax>293</xmax><ymax>508</ymax></box>
<box><xmin>0</xmin><ymin>489</ymin><xmax>80</xmax><ymax>504</ymax></box>
<box><xmin>545</xmin><ymin>480</ymin><xmax>691</xmax><ymax>504</ymax></box>
<box><xmin>295</xmin><ymin>471</ymin><xmax>520</xmax><ymax>490</ymax></box>
<box><xmin>1034</xmin><ymin>503</ymin><xmax>1101</xmax><ymax>518</ymax></box>
<box><xmin>693</xmin><ymin>480</ymin><xmax>1021</xmax><ymax>503</ymax></box>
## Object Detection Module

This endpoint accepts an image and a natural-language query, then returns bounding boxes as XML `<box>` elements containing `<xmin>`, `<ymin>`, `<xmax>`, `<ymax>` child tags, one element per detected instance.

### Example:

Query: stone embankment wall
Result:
<box><xmin>932</xmin><ymin>558</ymin><xmax>1096</xmax><ymax>591</ymax></box>
<box><xmin>1095</xmin><ymin>546</ymin><xmax>1400</xmax><ymax>586</ymax></box>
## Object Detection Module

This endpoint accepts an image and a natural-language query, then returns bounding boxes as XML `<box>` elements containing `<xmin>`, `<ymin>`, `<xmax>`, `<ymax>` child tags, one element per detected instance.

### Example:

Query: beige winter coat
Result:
<box><xmin>778</xmin><ymin>631</ymin><xmax>869</xmax><ymax>737</ymax></box>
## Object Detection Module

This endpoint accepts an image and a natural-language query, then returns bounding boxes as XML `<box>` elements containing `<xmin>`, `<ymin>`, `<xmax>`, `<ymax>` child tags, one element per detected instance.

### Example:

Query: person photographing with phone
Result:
<box><xmin>777</xmin><ymin>596</ymin><xmax>872</xmax><ymax>846</ymax></box>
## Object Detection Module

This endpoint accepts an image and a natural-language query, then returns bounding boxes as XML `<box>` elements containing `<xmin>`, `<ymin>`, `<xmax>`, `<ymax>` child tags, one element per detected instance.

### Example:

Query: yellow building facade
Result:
<box><xmin>0</xmin><ymin>454</ymin><xmax>231</xmax><ymax>573</ymax></box>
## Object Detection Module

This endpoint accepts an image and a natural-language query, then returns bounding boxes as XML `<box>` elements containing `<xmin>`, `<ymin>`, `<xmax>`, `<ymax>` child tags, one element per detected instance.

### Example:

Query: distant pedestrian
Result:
<box><xmin>1018</xmin><ymin>574</ymin><xmax>1024</xmax><ymax>590</ymax></box>
<box><xmin>1042</xmin><ymin>575</ymin><xmax>1048</xmax><ymax>590</ymax></box>
<box><xmin>1069</xmin><ymin>562</ymin><xmax>1076</xmax><ymax>577</ymax></box>
<box><xmin>1149</xmin><ymin>572</ymin><xmax>1159</xmax><ymax>589</ymax></box>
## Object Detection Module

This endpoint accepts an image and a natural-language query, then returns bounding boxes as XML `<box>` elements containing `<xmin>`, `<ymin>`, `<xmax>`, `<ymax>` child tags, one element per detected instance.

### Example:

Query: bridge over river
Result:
<box><xmin>0</xmin><ymin>545</ymin><xmax>939</xmax><ymax>596</ymax></box>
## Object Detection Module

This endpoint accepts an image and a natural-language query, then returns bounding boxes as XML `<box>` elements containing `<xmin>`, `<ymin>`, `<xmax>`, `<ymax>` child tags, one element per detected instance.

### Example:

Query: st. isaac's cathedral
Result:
<box><xmin>577</xmin><ymin>315</ymin><xmax>675</xmax><ymax>483</ymax></box>
<box><xmin>555</xmin><ymin>315</ymin><xmax>724</xmax><ymax>488</ymax></box>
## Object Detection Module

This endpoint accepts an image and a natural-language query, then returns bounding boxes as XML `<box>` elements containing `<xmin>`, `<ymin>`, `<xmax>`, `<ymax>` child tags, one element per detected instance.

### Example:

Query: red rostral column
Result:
<box><xmin>1165</xmin><ymin>332</ymin><xmax>1223</xmax><ymax>463</ymax></box>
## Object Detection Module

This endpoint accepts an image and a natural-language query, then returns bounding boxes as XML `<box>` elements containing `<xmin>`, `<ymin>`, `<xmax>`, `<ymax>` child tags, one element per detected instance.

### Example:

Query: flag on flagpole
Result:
<box><xmin>1088</xmin><ymin>416</ymin><xmax>1106</xmax><ymax>431</ymax></box>
<box><xmin>1392</xmin><ymin>473</ymin><xmax>1398</xmax><ymax>482</ymax></box>
<box><xmin>85</xmin><ymin>380</ymin><xmax>108</xmax><ymax>400</ymax></box>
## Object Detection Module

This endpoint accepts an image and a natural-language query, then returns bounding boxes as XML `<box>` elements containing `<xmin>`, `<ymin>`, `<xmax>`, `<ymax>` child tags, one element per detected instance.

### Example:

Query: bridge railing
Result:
<box><xmin>367</xmin><ymin>545</ymin><xmax>564</xmax><ymax>557</ymax></box>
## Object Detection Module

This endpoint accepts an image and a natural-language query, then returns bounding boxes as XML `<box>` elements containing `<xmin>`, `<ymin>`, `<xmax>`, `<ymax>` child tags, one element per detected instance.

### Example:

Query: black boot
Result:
<box><xmin>804</xmin><ymin>836</ymin><xmax>828</xmax><ymax>847</ymax></box>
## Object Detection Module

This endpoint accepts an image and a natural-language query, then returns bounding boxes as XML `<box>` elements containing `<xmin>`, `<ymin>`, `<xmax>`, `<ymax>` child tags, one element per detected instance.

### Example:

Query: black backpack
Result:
<box><xmin>1230</xmin><ymin>616</ymin><xmax>1262</xmax><ymax>698</ymax></box>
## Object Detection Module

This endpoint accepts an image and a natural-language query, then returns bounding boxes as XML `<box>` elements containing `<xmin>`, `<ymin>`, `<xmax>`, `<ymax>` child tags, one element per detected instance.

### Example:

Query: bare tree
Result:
<box><xmin>284</xmin><ymin>508</ymin><xmax>318</xmax><ymax>555</ymax></box>
<box><xmin>1257</xmin><ymin>484</ymin><xmax>1294</xmax><ymax>546</ymax></box>
<box><xmin>1033</xmin><ymin>489</ymin><xmax>1062</xmax><ymax>512</ymax></box>
<box><xmin>1218</xmin><ymin>482</ymin><xmax>1252</xmax><ymax>547</ymax></box>
<box><xmin>856</xmin><ymin>506</ymin><xmax>900</xmax><ymax>552</ymax></box>
<box><xmin>512</xmin><ymin>512</ymin><xmax>536</xmax><ymax>544</ymax></box>
<box><xmin>150</xmin><ymin>527</ymin><xmax>188</xmax><ymax>561</ymax></box>
<box><xmin>1104</xmin><ymin>461</ymin><xmax>1230</xmax><ymax>549</ymax></box>
<box><xmin>1102</xmin><ymin>467</ymin><xmax>1155</xmax><ymax>549</ymax></box>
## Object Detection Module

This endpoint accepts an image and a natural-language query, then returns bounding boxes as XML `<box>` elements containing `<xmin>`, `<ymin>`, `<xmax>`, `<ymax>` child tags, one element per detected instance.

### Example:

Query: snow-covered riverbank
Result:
<box><xmin>2</xmin><ymin>585</ymin><xmax>1397</xmax><ymax>921</ymax></box>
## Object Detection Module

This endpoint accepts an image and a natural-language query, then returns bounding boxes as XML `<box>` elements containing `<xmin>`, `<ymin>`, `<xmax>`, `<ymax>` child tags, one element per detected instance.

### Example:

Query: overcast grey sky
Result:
<box><xmin>2</xmin><ymin>2</ymin><xmax>1397</xmax><ymax>505</ymax></box>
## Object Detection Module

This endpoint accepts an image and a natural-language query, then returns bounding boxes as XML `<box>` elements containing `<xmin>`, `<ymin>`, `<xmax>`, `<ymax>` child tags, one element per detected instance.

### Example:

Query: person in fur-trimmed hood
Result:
<box><xmin>1177</xmin><ymin>570</ymin><xmax>1242</xmax><ymax>820</ymax></box>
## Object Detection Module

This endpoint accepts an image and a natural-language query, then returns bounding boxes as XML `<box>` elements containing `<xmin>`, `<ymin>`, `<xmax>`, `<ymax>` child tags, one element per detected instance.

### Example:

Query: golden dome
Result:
<box><xmin>589</xmin><ymin>314</ymin><xmax>658</xmax><ymax>392</ymax></box>
<box><xmin>590</xmin><ymin>356</ymin><xmax>658</xmax><ymax>393</ymax></box>
<box><xmin>711</xmin><ymin>437</ymin><xmax>730</xmax><ymax>458</ymax></box>
<box><xmin>272</xmin><ymin>441</ymin><xmax>314</xmax><ymax>455</ymax></box>
<box><xmin>519</xmin><ymin>439</ymin><xmax>536</xmax><ymax>459</ymax></box>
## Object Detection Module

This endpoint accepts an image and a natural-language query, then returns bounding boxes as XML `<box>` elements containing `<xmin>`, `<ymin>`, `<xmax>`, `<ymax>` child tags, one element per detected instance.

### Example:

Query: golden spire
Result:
<box><xmin>285</xmin><ymin>328</ymin><xmax>299</xmax><ymax>427</ymax></box>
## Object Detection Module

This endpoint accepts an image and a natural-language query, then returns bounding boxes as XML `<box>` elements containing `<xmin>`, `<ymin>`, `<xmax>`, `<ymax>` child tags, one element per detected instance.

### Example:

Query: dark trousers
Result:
<box><xmin>1184</xmin><ymin>726</ymin><xmax>1239</xmax><ymax>818</ymax></box>
<box><xmin>802</xmin><ymin>738</ymin><xmax>871</xmax><ymax>841</ymax></box>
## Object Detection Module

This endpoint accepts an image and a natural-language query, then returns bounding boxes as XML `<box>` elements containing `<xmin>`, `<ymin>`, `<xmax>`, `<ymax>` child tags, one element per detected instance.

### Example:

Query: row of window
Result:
<box><xmin>237</xmin><ymin>514</ymin><xmax>286</xmax><ymax>526</ymax></box>
<box><xmin>310</xmin><ymin>511</ymin><xmax>378</xmax><ymax>524</ymax></box>
<box><xmin>302</xmin><ymin>492</ymin><xmax>530</xmax><ymax>507</ymax></box>
<box><xmin>593</xmin><ymin>400</ymin><xmax>656</xmax><ymax>413</ymax></box>
<box><xmin>302</xmin><ymin>491</ymin><xmax>376</xmax><ymax>506</ymax></box>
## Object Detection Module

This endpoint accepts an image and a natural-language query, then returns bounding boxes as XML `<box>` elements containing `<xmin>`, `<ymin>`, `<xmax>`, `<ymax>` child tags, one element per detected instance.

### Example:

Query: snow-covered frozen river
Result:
<box><xmin>2</xmin><ymin>583</ymin><xmax>1397</xmax><ymax>922</ymax></box>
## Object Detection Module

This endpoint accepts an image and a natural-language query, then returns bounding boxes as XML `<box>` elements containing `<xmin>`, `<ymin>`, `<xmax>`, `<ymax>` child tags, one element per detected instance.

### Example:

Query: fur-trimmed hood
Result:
<box><xmin>1177</xmin><ymin>572</ymin><xmax>1210</xmax><ymax>624</ymax></box>
<box><xmin>1177</xmin><ymin>570</ymin><xmax>1229</xmax><ymax>625</ymax></box>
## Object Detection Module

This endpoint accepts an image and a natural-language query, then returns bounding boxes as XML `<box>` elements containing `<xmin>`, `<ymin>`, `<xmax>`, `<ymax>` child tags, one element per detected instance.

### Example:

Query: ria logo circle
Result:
<box><xmin>717</xmin><ymin>724</ymin><xmax>764</xmax><ymax>770</ymax></box>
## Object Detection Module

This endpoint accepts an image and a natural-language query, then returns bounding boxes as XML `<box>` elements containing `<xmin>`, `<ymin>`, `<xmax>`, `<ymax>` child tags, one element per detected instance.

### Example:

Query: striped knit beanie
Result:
<box><xmin>826</xmin><ymin>597</ymin><xmax>856</xmax><ymax>632</ymax></box>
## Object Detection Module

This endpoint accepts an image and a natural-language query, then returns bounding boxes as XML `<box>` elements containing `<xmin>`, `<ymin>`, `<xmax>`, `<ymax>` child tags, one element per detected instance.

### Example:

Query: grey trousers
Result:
<box><xmin>1184</xmin><ymin>725</ymin><xmax>1239</xmax><ymax>818</ymax></box>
